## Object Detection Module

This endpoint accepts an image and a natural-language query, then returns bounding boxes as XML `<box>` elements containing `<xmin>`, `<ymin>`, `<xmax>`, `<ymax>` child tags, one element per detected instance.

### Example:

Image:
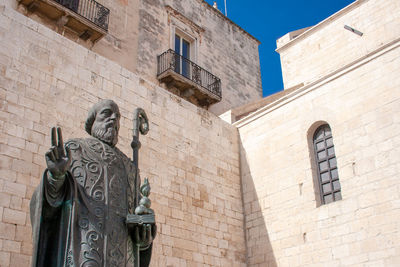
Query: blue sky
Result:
<box><xmin>204</xmin><ymin>0</ymin><xmax>355</xmax><ymax>97</ymax></box>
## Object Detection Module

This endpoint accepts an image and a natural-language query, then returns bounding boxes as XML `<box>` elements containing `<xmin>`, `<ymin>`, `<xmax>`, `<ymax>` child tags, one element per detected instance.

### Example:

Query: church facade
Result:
<box><xmin>0</xmin><ymin>0</ymin><xmax>399</xmax><ymax>266</ymax></box>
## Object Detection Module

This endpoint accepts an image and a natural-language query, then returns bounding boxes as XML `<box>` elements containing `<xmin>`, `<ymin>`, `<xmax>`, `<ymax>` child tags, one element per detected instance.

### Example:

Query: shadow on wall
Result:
<box><xmin>239</xmin><ymin>140</ymin><xmax>277</xmax><ymax>267</ymax></box>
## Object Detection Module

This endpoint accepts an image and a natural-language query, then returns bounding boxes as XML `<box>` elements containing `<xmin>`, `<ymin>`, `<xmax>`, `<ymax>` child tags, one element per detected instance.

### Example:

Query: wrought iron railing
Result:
<box><xmin>54</xmin><ymin>0</ymin><xmax>110</xmax><ymax>31</ymax></box>
<box><xmin>157</xmin><ymin>49</ymin><xmax>222</xmax><ymax>99</ymax></box>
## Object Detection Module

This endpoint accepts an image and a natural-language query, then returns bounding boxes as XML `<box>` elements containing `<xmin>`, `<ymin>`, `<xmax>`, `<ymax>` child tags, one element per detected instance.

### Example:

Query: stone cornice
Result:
<box><xmin>165</xmin><ymin>5</ymin><xmax>205</xmax><ymax>35</ymax></box>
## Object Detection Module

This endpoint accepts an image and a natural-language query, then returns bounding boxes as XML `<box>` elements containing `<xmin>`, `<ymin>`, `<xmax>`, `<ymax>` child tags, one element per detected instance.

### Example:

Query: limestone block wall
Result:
<box><xmin>137</xmin><ymin>0</ymin><xmax>262</xmax><ymax>115</ymax></box>
<box><xmin>0</xmin><ymin>7</ymin><xmax>246</xmax><ymax>266</ymax></box>
<box><xmin>91</xmin><ymin>0</ymin><xmax>141</xmax><ymax>77</ymax></box>
<box><xmin>277</xmin><ymin>0</ymin><xmax>400</xmax><ymax>89</ymax></box>
<box><xmin>238</xmin><ymin>38</ymin><xmax>400</xmax><ymax>265</ymax></box>
<box><xmin>12</xmin><ymin>0</ymin><xmax>141</xmax><ymax>75</ymax></box>
<box><xmin>13</xmin><ymin>0</ymin><xmax>262</xmax><ymax>115</ymax></box>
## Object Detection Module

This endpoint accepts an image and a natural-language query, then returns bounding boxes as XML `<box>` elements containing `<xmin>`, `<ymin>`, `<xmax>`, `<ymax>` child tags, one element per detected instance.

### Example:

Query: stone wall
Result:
<box><xmin>0</xmin><ymin>7</ymin><xmax>246</xmax><ymax>266</ymax></box>
<box><xmin>13</xmin><ymin>0</ymin><xmax>141</xmax><ymax>75</ymax></box>
<box><xmin>277</xmin><ymin>0</ymin><xmax>400</xmax><ymax>89</ymax></box>
<box><xmin>92</xmin><ymin>0</ymin><xmax>141</xmax><ymax>77</ymax></box>
<box><xmin>13</xmin><ymin>0</ymin><xmax>262</xmax><ymax>115</ymax></box>
<box><xmin>238</xmin><ymin>36</ymin><xmax>400</xmax><ymax>265</ymax></box>
<box><xmin>137</xmin><ymin>0</ymin><xmax>262</xmax><ymax>115</ymax></box>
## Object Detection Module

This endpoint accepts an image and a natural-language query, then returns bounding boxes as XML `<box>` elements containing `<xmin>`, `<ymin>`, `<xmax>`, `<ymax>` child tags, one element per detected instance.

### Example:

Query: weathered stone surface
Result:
<box><xmin>0</xmin><ymin>6</ymin><xmax>244</xmax><ymax>266</ymax></box>
<box><xmin>238</xmin><ymin>1</ymin><xmax>400</xmax><ymax>264</ymax></box>
<box><xmin>12</xmin><ymin>0</ymin><xmax>262</xmax><ymax>115</ymax></box>
<box><xmin>277</xmin><ymin>0</ymin><xmax>400</xmax><ymax>89</ymax></box>
<box><xmin>1</xmin><ymin>0</ymin><xmax>399</xmax><ymax>266</ymax></box>
<box><xmin>137</xmin><ymin>0</ymin><xmax>262</xmax><ymax>115</ymax></box>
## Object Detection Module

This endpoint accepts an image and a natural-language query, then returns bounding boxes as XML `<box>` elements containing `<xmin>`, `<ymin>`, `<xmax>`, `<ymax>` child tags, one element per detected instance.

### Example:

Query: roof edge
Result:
<box><xmin>276</xmin><ymin>0</ymin><xmax>367</xmax><ymax>53</ymax></box>
<box><xmin>199</xmin><ymin>0</ymin><xmax>261</xmax><ymax>45</ymax></box>
<box><xmin>231</xmin><ymin>83</ymin><xmax>304</xmax><ymax>121</ymax></box>
<box><xmin>236</xmin><ymin>36</ymin><xmax>400</xmax><ymax>128</ymax></box>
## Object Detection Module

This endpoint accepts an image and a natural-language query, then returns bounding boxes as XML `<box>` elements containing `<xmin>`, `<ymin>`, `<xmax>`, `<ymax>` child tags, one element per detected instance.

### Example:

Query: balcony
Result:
<box><xmin>157</xmin><ymin>49</ymin><xmax>222</xmax><ymax>107</ymax></box>
<box><xmin>18</xmin><ymin>0</ymin><xmax>109</xmax><ymax>42</ymax></box>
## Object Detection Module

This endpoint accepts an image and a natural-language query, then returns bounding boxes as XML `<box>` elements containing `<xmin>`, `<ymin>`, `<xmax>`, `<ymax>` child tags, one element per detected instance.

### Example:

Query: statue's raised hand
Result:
<box><xmin>45</xmin><ymin>127</ymin><xmax>71</xmax><ymax>179</ymax></box>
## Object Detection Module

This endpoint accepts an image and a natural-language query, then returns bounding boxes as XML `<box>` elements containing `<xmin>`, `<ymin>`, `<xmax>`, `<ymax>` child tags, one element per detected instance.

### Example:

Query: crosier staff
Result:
<box><xmin>131</xmin><ymin>108</ymin><xmax>149</xmax><ymax>208</ymax></box>
<box><xmin>129</xmin><ymin>108</ymin><xmax>155</xmax><ymax>267</ymax></box>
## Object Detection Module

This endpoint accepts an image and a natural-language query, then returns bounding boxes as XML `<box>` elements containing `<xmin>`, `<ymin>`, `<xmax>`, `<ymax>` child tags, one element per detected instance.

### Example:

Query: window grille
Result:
<box><xmin>313</xmin><ymin>124</ymin><xmax>342</xmax><ymax>204</ymax></box>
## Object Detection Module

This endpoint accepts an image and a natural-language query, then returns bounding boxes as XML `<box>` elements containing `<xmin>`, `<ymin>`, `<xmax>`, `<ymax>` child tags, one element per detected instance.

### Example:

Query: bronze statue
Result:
<box><xmin>30</xmin><ymin>99</ymin><xmax>156</xmax><ymax>267</ymax></box>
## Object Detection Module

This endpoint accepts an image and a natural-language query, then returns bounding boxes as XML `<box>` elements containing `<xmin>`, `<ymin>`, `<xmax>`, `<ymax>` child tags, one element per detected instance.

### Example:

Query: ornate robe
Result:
<box><xmin>30</xmin><ymin>137</ymin><xmax>151</xmax><ymax>267</ymax></box>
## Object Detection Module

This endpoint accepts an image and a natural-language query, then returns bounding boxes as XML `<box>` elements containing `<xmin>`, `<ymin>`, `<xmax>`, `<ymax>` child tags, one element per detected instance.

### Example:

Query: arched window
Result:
<box><xmin>313</xmin><ymin>124</ymin><xmax>342</xmax><ymax>204</ymax></box>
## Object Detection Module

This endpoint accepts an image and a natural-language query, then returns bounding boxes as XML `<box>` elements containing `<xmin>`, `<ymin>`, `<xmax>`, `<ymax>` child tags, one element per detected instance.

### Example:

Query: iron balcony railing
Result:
<box><xmin>54</xmin><ymin>0</ymin><xmax>110</xmax><ymax>31</ymax></box>
<box><xmin>157</xmin><ymin>49</ymin><xmax>222</xmax><ymax>99</ymax></box>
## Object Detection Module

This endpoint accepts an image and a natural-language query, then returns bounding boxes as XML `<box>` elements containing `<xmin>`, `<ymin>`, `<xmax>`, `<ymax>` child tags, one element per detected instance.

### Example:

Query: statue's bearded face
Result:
<box><xmin>91</xmin><ymin>103</ymin><xmax>120</xmax><ymax>147</ymax></box>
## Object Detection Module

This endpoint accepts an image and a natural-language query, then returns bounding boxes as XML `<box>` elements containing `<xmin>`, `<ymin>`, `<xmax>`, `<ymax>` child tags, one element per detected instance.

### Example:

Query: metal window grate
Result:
<box><xmin>313</xmin><ymin>124</ymin><xmax>342</xmax><ymax>205</ymax></box>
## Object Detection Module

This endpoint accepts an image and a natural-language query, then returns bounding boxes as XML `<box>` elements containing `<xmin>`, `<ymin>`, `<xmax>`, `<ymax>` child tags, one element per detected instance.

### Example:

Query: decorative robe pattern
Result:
<box><xmin>30</xmin><ymin>137</ymin><xmax>151</xmax><ymax>267</ymax></box>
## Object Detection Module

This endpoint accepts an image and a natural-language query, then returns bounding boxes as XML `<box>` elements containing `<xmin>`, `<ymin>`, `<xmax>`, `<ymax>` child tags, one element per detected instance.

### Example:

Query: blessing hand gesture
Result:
<box><xmin>45</xmin><ymin>127</ymin><xmax>71</xmax><ymax>179</ymax></box>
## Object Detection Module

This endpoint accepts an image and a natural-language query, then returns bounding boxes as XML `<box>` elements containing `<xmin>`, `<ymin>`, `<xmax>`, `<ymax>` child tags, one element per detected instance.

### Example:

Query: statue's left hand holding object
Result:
<box><xmin>132</xmin><ymin>224</ymin><xmax>157</xmax><ymax>250</ymax></box>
